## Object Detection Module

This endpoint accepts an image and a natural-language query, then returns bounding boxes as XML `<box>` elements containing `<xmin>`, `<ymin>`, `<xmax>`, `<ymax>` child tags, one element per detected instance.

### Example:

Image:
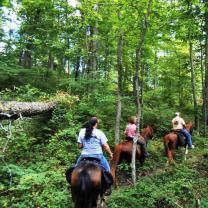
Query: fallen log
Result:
<box><xmin>0</xmin><ymin>101</ymin><xmax>57</xmax><ymax>120</ymax></box>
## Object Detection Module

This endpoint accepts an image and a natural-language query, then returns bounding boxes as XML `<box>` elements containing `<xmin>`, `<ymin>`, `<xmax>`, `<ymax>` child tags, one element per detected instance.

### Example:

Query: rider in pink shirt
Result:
<box><xmin>124</xmin><ymin>116</ymin><xmax>150</xmax><ymax>157</ymax></box>
<box><xmin>124</xmin><ymin>120</ymin><xmax>137</xmax><ymax>140</ymax></box>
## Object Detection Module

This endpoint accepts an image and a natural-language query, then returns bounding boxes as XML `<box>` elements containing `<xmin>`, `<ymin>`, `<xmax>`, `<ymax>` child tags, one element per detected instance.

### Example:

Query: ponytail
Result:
<box><xmin>85</xmin><ymin>117</ymin><xmax>98</xmax><ymax>140</ymax></box>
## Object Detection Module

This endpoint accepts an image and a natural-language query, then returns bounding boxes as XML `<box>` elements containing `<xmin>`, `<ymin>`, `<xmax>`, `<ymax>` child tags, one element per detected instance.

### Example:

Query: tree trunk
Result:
<box><xmin>92</xmin><ymin>26</ymin><xmax>98</xmax><ymax>78</ymax></box>
<box><xmin>114</xmin><ymin>11</ymin><xmax>123</xmax><ymax>144</ymax></box>
<box><xmin>123</xmin><ymin>61</ymin><xmax>128</xmax><ymax>91</ymax></box>
<box><xmin>22</xmin><ymin>39</ymin><xmax>33</xmax><ymax>69</ymax></box>
<box><xmin>75</xmin><ymin>53</ymin><xmax>80</xmax><ymax>81</ymax></box>
<box><xmin>204</xmin><ymin>0</ymin><xmax>208</xmax><ymax>135</ymax></box>
<box><xmin>18</xmin><ymin>51</ymin><xmax>23</xmax><ymax>66</ymax></box>
<box><xmin>48</xmin><ymin>50</ymin><xmax>54</xmax><ymax>70</ymax></box>
<box><xmin>189</xmin><ymin>39</ymin><xmax>199</xmax><ymax>131</ymax></box>
<box><xmin>132</xmin><ymin>0</ymin><xmax>152</xmax><ymax>187</ymax></box>
<box><xmin>115</xmin><ymin>93</ymin><xmax>122</xmax><ymax>144</ymax></box>
<box><xmin>104</xmin><ymin>39</ymin><xmax>110</xmax><ymax>79</ymax></box>
<box><xmin>175</xmin><ymin>51</ymin><xmax>183</xmax><ymax>108</ymax></box>
<box><xmin>200</xmin><ymin>31</ymin><xmax>206</xmax><ymax>135</ymax></box>
<box><xmin>87</xmin><ymin>6</ymin><xmax>98</xmax><ymax>79</ymax></box>
<box><xmin>0</xmin><ymin>101</ymin><xmax>57</xmax><ymax>120</ymax></box>
<box><xmin>140</xmin><ymin>62</ymin><xmax>145</xmax><ymax>128</ymax></box>
<box><xmin>64</xmin><ymin>58</ymin><xmax>70</xmax><ymax>74</ymax></box>
<box><xmin>154</xmin><ymin>51</ymin><xmax>158</xmax><ymax>89</ymax></box>
<box><xmin>188</xmin><ymin>1</ymin><xmax>199</xmax><ymax>131</ymax></box>
<box><xmin>22</xmin><ymin>50</ymin><xmax>32</xmax><ymax>69</ymax></box>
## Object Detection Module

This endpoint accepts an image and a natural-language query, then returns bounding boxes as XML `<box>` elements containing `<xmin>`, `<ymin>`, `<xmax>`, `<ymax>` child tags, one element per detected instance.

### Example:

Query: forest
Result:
<box><xmin>0</xmin><ymin>0</ymin><xmax>208</xmax><ymax>207</ymax></box>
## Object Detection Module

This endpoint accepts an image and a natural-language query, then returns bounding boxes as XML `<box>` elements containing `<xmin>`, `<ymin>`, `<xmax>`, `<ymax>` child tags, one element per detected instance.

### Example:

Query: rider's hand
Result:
<box><xmin>109</xmin><ymin>152</ymin><xmax>113</xmax><ymax>160</ymax></box>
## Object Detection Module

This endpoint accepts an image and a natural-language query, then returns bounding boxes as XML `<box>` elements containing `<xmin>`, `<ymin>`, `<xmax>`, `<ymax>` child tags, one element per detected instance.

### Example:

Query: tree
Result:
<box><xmin>204</xmin><ymin>0</ymin><xmax>208</xmax><ymax>135</ymax></box>
<box><xmin>132</xmin><ymin>0</ymin><xmax>152</xmax><ymax>186</ymax></box>
<box><xmin>114</xmin><ymin>10</ymin><xmax>123</xmax><ymax>144</ymax></box>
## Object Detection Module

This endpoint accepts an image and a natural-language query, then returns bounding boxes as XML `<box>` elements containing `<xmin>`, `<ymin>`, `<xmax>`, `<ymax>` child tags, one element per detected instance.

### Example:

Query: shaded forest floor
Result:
<box><xmin>0</xmin><ymin>69</ymin><xmax>207</xmax><ymax>207</ymax></box>
<box><xmin>0</xmin><ymin>124</ymin><xmax>208</xmax><ymax>208</ymax></box>
<box><xmin>108</xmin><ymin>136</ymin><xmax>208</xmax><ymax>208</ymax></box>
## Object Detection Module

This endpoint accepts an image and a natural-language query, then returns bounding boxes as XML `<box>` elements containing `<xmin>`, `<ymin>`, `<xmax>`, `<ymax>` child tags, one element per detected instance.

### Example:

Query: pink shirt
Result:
<box><xmin>124</xmin><ymin>124</ymin><xmax>136</xmax><ymax>138</ymax></box>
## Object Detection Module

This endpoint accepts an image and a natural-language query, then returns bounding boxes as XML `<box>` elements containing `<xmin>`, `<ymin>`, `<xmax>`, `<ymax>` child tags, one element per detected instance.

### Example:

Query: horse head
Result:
<box><xmin>141</xmin><ymin>125</ymin><xmax>154</xmax><ymax>140</ymax></box>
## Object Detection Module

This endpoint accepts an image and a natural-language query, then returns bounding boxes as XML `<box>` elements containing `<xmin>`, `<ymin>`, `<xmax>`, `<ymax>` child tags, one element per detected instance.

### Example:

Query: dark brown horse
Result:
<box><xmin>110</xmin><ymin>125</ymin><xmax>154</xmax><ymax>185</ymax></box>
<box><xmin>70</xmin><ymin>160</ymin><xmax>105</xmax><ymax>208</ymax></box>
<box><xmin>164</xmin><ymin>122</ymin><xmax>194</xmax><ymax>164</ymax></box>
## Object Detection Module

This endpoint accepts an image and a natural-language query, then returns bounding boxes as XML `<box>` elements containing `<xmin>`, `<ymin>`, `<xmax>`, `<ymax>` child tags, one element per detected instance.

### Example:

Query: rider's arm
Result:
<box><xmin>77</xmin><ymin>129</ymin><xmax>84</xmax><ymax>148</ymax></box>
<box><xmin>99</xmin><ymin>130</ymin><xmax>113</xmax><ymax>159</ymax></box>
<box><xmin>181</xmin><ymin>118</ymin><xmax>186</xmax><ymax>127</ymax></box>
<box><xmin>103</xmin><ymin>143</ymin><xmax>113</xmax><ymax>159</ymax></box>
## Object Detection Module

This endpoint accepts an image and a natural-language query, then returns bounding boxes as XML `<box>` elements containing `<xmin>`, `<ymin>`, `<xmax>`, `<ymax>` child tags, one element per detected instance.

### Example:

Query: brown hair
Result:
<box><xmin>128</xmin><ymin>116</ymin><xmax>136</xmax><ymax>124</ymax></box>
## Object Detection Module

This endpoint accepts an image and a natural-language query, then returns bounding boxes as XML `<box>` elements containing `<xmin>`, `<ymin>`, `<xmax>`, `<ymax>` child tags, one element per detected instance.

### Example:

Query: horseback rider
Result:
<box><xmin>75</xmin><ymin>116</ymin><xmax>113</xmax><ymax>172</ymax></box>
<box><xmin>172</xmin><ymin>112</ymin><xmax>194</xmax><ymax>149</ymax></box>
<box><xmin>124</xmin><ymin>116</ymin><xmax>150</xmax><ymax>157</ymax></box>
<box><xmin>66</xmin><ymin>117</ymin><xmax>113</xmax><ymax>196</ymax></box>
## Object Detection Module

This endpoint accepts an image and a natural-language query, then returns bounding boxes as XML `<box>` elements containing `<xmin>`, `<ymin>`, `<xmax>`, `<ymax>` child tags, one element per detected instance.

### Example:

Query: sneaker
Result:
<box><xmin>104</xmin><ymin>187</ymin><xmax>112</xmax><ymax>196</ymax></box>
<box><xmin>188</xmin><ymin>145</ymin><xmax>195</xmax><ymax>149</ymax></box>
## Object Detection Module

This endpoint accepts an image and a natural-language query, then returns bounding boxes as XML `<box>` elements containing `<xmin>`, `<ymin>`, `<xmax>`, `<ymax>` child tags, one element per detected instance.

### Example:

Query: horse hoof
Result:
<box><xmin>98</xmin><ymin>197</ymin><xmax>106</xmax><ymax>208</ymax></box>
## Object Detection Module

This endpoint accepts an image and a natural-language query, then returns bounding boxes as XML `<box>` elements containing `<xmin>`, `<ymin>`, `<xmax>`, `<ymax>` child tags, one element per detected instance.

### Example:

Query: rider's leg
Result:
<box><xmin>100</xmin><ymin>155</ymin><xmax>111</xmax><ymax>172</ymax></box>
<box><xmin>137</xmin><ymin>139</ymin><xmax>150</xmax><ymax>156</ymax></box>
<box><xmin>100</xmin><ymin>155</ymin><xmax>112</xmax><ymax>196</ymax></box>
<box><xmin>180</xmin><ymin>128</ymin><xmax>193</xmax><ymax>148</ymax></box>
<box><xmin>74</xmin><ymin>155</ymin><xmax>83</xmax><ymax>166</ymax></box>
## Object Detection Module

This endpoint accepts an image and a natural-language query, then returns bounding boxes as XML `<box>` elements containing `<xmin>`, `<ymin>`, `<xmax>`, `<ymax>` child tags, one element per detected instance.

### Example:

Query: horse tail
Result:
<box><xmin>74</xmin><ymin>169</ymin><xmax>98</xmax><ymax>208</ymax></box>
<box><xmin>164</xmin><ymin>135</ymin><xmax>172</xmax><ymax>154</ymax></box>
<box><xmin>164</xmin><ymin>134</ymin><xmax>175</xmax><ymax>163</ymax></box>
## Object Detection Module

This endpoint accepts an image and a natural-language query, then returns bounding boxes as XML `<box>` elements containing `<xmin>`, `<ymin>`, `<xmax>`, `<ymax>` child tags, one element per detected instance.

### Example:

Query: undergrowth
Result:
<box><xmin>108</xmin><ymin>137</ymin><xmax>208</xmax><ymax>208</ymax></box>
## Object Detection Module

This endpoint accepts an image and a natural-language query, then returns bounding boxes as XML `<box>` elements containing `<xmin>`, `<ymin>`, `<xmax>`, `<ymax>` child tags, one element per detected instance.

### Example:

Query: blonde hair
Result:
<box><xmin>128</xmin><ymin>116</ymin><xmax>137</xmax><ymax>124</ymax></box>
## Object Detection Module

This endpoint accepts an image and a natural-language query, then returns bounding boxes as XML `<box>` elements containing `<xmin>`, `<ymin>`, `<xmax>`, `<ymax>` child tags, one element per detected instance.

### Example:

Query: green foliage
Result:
<box><xmin>0</xmin><ymin>75</ymin><xmax>207</xmax><ymax>207</ymax></box>
<box><xmin>0</xmin><ymin>0</ymin><xmax>207</xmax><ymax>206</ymax></box>
<box><xmin>108</xmin><ymin>137</ymin><xmax>208</xmax><ymax>208</ymax></box>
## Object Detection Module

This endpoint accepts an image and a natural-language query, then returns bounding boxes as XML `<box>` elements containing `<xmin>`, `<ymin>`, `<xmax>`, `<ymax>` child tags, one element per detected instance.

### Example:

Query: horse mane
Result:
<box><xmin>72</xmin><ymin>163</ymin><xmax>101</xmax><ymax>208</ymax></box>
<box><xmin>74</xmin><ymin>169</ymin><xmax>94</xmax><ymax>208</ymax></box>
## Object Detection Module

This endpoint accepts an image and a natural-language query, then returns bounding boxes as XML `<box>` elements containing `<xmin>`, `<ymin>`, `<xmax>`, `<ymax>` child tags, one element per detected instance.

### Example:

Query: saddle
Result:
<box><xmin>126</xmin><ymin>136</ymin><xmax>134</xmax><ymax>142</ymax></box>
<box><xmin>81</xmin><ymin>157</ymin><xmax>101</xmax><ymax>163</ymax></box>
<box><xmin>65</xmin><ymin>157</ymin><xmax>113</xmax><ymax>193</ymax></box>
<box><xmin>171</xmin><ymin>130</ymin><xmax>187</xmax><ymax>149</ymax></box>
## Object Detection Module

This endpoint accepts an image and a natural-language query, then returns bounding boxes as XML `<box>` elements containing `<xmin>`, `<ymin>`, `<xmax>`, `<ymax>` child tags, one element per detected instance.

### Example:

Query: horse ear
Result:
<box><xmin>143</xmin><ymin>124</ymin><xmax>148</xmax><ymax>128</ymax></box>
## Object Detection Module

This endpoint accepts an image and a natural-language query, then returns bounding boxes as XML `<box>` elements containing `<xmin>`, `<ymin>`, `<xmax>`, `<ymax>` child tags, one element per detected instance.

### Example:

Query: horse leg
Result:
<box><xmin>164</xmin><ymin>138</ymin><xmax>175</xmax><ymax>165</ymax></box>
<box><xmin>110</xmin><ymin>147</ymin><xmax>121</xmax><ymax>187</ymax></box>
<box><xmin>137</xmin><ymin>147</ymin><xmax>145</xmax><ymax>167</ymax></box>
<box><xmin>184</xmin><ymin>145</ymin><xmax>188</xmax><ymax>161</ymax></box>
<box><xmin>97</xmin><ymin>196</ymin><xmax>106</xmax><ymax>208</ymax></box>
<box><xmin>167</xmin><ymin>149</ymin><xmax>175</xmax><ymax>164</ymax></box>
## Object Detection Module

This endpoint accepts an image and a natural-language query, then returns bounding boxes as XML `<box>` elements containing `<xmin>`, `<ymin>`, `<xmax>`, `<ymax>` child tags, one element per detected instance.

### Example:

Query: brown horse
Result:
<box><xmin>69</xmin><ymin>160</ymin><xmax>105</xmax><ymax>208</ymax></box>
<box><xmin>164</xmin><ymin>122</ymin><xmax>194</xmax><ymax>164</ymax></box>
<box><xmin>110</xmin><ymin>125</ymin><xmax>154</xmax><ymax>185</ymax></box>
